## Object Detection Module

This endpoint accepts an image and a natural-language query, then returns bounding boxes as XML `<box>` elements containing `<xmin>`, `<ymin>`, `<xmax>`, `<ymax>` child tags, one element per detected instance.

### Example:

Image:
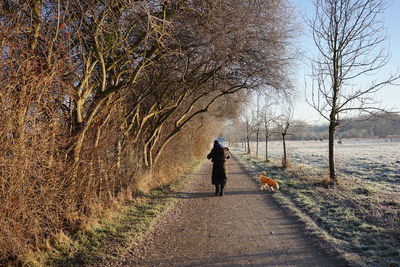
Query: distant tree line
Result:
<box><xmin>230</xmin><ymin>112</ymin><xmax>400</xmax><ymax>143</ymax></box>
<box><xmin>291</xmin><ymin>113</ymin><xmax>400</xmax><ymax>140</ymax></box>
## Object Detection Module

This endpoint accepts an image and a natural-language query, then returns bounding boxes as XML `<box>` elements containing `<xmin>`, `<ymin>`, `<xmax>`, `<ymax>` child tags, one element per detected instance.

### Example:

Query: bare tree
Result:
<box><xmin>253</xmin><ymin>95</ymin><xmax>262</xmax><ymax>158</ymax></box>
<box><xmin>275</xmin><ymin>102</ymin><xmax>294</xmax><ymax>169</ymax></box>
<box><xmin>308</xmin><ymin>0</ymin><xmax>399</xmax><ymax>183</ymax></box>
<box><xmin>242</xmin><ymin>110</ymin><xmax>253</xmax><ymax>155</ymax></box>
<box><xmin>261</xmin><ymin>98</ymin><xmax>277</xmax><ymax>162</ymax></box>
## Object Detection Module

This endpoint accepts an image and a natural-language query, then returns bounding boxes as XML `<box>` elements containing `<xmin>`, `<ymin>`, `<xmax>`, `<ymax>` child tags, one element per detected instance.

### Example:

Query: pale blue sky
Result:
<box><xmin>291</xmin><ymin>0</ymin><xmax>400</xmax><ymax>124</ymax></box>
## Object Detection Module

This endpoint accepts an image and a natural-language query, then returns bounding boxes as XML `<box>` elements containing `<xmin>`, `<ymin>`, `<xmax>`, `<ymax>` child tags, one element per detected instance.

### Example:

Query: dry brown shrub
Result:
<box><xmin>321</xmin><ymin>174</ymin><xmax>331</xmax><ymax>186</ymax></box>
<box><xmin>150</xmin><ymin>120</ymin><xmax>221</xmax><ymax>188</ymax></box>
<box><xmin>281</xmin><ymin>157</ymin><xmax>292</xmax><ymax>169</ymax></box>
<box><xmin>152</xmin><ymin>132</ymin><xmax>197</xmax><ymax>187</ymax></box>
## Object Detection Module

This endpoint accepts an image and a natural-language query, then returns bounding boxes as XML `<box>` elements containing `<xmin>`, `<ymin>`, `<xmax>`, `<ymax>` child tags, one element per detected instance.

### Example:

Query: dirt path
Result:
<box><xmin>106</xmin><ymin>156</ymin><xmax>346</xmax><ymax>266</ymax></box>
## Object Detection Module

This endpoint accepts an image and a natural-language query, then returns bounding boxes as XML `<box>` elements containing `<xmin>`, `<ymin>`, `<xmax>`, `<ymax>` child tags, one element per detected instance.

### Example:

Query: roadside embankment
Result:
<box><xmin>28</xmin><ymin>160</ymin><xmax>205</xmax><ymax>267</ymax></box>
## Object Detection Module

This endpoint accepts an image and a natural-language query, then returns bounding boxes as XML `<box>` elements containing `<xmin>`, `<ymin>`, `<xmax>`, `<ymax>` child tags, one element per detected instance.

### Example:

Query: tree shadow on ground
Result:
<box><xmin>194</xmin><ymin>170</ymin><xmax>250</xmax><ymax>176</ymax></box>
<box><xmin>133</xmin><ymin>248</ymin><xmax>349</xmax><ymax>267</ymax></box>
<box><xmin>171</xmin><ymin>189</ymin><xmax>268</xmax><ymax>199</ymax></box>
<box><xmin>145</xmin><ymin>189</ymin><xmax>270</xmax><ymax>200</ymax></box>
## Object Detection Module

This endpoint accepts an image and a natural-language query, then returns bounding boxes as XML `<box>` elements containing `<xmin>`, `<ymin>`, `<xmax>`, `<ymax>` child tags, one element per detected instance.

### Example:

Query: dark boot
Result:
<box><xmin>215</xmin><ymin>185</ymin><xmax>220</xmax><ymax>196</ymax></box>
<box><xmin>220</xmin><ymin>184</ymin><xmax>224</xmax><ymax>196</ymax></box>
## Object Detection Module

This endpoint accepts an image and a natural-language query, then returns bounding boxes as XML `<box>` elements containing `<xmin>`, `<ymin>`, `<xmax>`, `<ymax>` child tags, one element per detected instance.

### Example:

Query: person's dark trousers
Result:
<box><xmin>215</xmin><ymin>185</ymin><xmax>220</xmax><ymax>196</ymax></box>
<box><xmin>220</xmin><ymin>184</ymin><xmax>224</xmax><ymax>196</ymax></box>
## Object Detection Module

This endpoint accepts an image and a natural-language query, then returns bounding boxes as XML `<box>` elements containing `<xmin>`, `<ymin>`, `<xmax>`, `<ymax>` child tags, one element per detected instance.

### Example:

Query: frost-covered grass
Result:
<box><xmin>233</xmin><ymin>145</ymin><xmax>400</xmax><ymax>267</ymax></box>
<box><xmin>248</xmin><ymin>139</ymin><xmax>400</xmax><ymax>184</ymax></box>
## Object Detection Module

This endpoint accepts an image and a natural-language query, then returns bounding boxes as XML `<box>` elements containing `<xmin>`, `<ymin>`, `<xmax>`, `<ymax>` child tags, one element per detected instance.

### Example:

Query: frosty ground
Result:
<box><xmin>245</xmin><ymin>139</ymin><xmax>400</xmax><ymax>184</ymax></box>
<box><xmin>235</xmin><ymin>139</ymin><xmax>400</xmax><ymax>266</ymax></box>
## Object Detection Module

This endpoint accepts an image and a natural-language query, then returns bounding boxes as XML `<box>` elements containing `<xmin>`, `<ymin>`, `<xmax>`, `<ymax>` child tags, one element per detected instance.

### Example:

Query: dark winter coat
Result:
<box><xmin>207</xmin><ymin>146</ymin><xmax>230</xmax><ymax>185</ymax></box>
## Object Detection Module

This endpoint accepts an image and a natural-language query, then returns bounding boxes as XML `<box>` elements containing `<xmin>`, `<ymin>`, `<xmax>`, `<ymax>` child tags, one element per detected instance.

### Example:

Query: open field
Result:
<box><xmin>245</xmin><ymin>139</ymin><xmax>400</xmax><ymax>184</ymax></box>
<box><xmin>233</xmin><ymin>140</ymin><xmax>400</xmax><ymax>267</ymax></box>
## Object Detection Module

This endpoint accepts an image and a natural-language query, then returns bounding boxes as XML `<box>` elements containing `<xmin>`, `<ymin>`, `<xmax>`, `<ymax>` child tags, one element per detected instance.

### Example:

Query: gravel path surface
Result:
<box><xmin>105</xmin><ymin>156</ymin><xmax>346</xmax><ymax>266</ymax></box>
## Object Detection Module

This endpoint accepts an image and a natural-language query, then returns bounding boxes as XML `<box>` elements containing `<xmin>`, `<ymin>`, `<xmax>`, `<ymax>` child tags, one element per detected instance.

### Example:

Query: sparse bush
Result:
<box><xmin>281</xmin><ymin>157</ymin><xmax>292</xmax><ymax>169</ymax></box>
<box><xmin>321</xmin><ymin>174</ymin><xmax>330</xmax><ymax>186</ymax></box>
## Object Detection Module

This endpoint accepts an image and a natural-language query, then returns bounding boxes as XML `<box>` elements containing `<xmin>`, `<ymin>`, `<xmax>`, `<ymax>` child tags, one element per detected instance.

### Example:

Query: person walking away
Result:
<box><xmin>207</xmin><ymin>140</ymin><xmax>230</xmax><ymax>196</ymax></box>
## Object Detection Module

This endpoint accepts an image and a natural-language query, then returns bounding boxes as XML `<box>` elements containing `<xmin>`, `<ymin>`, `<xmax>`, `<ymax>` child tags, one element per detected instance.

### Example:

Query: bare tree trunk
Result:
<box><xmin>246</xmin><ymin>135</ymin><xmax>251</xmax><ymax>154</ymax></box>
<box><xmin>256</xmin><ymin>128</ymin><xmax>259</xmax><ymax>158</ymax></box>
<box><xmin>282</xmin><ymin>133</ymin><xmax>287</xmax><ymax>169</ymax></box>
<box><xmin>245</xmin><ymin>119</ymin><xmax>251</xmax><ymax>154</ymax></box>
<box><xmin>265</xmin><ymin>134</ymin><xmax>269</xmax><ymax>162</ymax></box>
<box><xmin>116</xmin><ymin>138</ymin><xmax>122</xmax><ymax>169</ymax></box>
<box><xmin>30</xmin><ymin>0</ymin><xmax>42</xmax><ymax>52</ymax></box>
<box><xmin>328</xmin><ymin>119</ymin><xmax>337</xmax><ymax>183</ymax></box>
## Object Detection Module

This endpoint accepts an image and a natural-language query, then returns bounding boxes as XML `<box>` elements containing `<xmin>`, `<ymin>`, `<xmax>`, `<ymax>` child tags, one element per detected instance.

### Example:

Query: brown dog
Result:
<box><xmin>259</xmin><ymin>171</ymin><xmax>280</xmax><ymax>191</ymax></box>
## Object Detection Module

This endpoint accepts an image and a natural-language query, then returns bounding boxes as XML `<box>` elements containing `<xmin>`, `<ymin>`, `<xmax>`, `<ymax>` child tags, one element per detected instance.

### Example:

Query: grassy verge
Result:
<box><xmin>233</xmin><ymin>150</ymin><xmax>400</xmax><ymax>267</ymax></box>
<box><xmin>26</xmin><ymin>159</ymin><xmax>205</xmax><ymax>267</ymax></box>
